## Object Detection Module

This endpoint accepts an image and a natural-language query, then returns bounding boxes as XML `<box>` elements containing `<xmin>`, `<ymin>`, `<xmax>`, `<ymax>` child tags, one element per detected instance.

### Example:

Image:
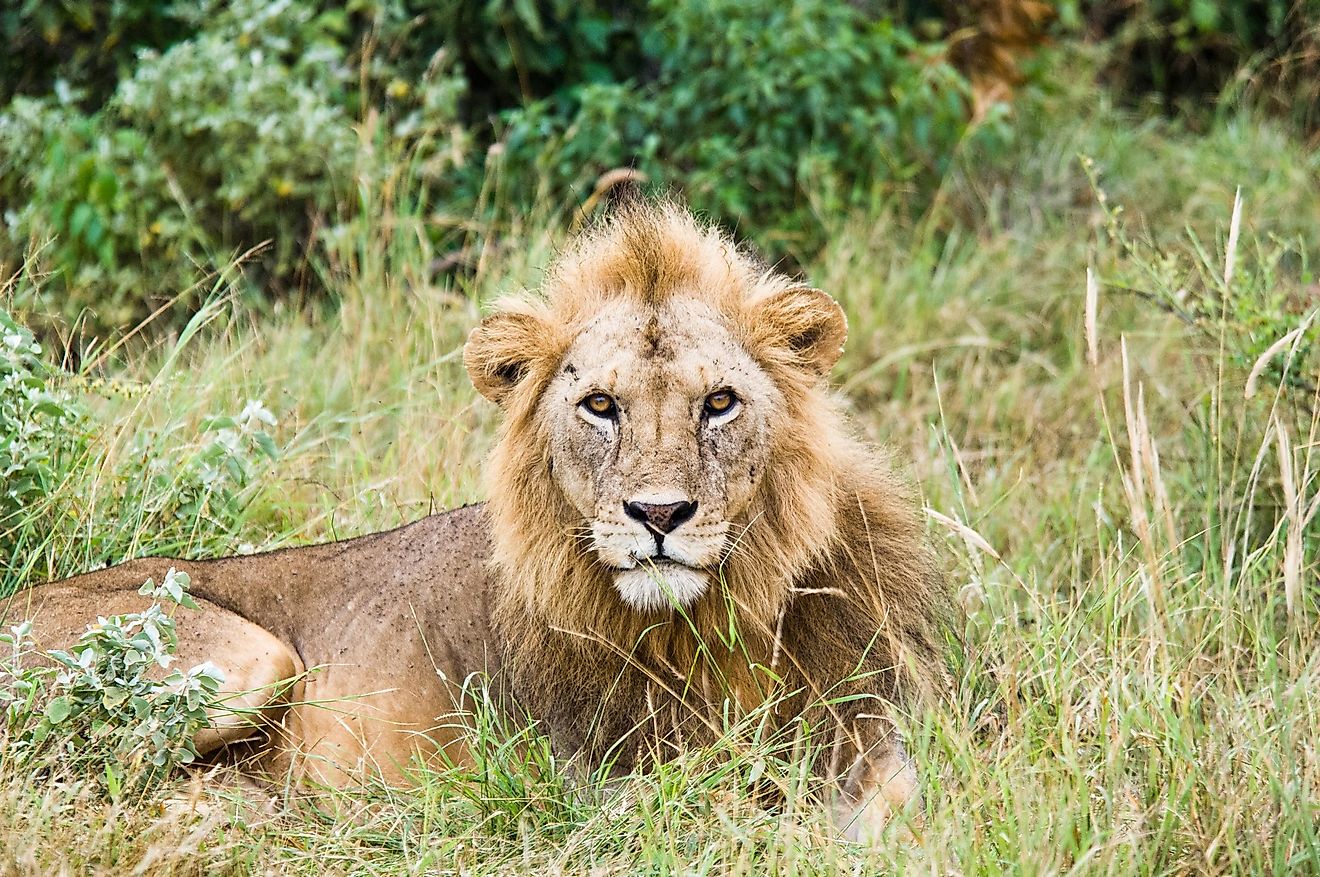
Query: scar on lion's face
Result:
<box><xmin>538</xmin><ymin>295</ymin><xmax>783</xmax><ymax>612</ymax></box>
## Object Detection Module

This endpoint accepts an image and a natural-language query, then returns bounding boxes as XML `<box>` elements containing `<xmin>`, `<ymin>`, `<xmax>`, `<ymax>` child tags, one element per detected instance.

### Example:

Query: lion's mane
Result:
<box><xmin>475</xmin><ymin>203</ymin><xmax>955</xmax><ymax>765</ymax></box>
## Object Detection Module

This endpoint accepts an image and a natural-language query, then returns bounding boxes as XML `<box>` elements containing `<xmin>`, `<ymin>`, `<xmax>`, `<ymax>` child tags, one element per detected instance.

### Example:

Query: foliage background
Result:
<box><xmin>1</xmin><ymin>1</ymin><xmax>1319</xmax><ymax>874</ymax></box>
<box><xmin>6</xmin><ymin>0</ymin><xmax>1312</xmax><ymax>333</ymax></box>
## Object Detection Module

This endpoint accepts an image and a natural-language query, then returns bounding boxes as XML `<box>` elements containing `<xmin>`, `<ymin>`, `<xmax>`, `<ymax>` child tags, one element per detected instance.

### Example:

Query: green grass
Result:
<box><xmin>2</xmin><ymin>76</ymin><xmax>1319</xmax><ymax>874</ymax></box>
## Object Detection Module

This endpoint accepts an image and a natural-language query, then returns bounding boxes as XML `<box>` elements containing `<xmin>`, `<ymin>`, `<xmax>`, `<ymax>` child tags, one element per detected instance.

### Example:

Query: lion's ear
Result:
<box><xmin>745</xmin><ymin>287</ymin><xmax>848</xmax><ymax>377</ymax></box>
<box><xmin>464</xmin><ymin>308</ymin><xmax>553</xmax><ymax>405</ymax></box>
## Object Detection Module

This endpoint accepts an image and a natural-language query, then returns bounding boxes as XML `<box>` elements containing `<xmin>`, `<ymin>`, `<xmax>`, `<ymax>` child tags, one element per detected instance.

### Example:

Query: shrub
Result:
<box><xmin>42</xmin><ymin>393</ymin><xmax>288</xmax><ymax>581</ymax></box>
<box><xmin>145</xmin><ymin>400</ymin><xmax>283</xmax><ymax>533</ymax></box>
<box><xmin>0</xmin><ymin>301</ymin><xmax>286</xmax><ymax>584</ymax></box>
<box><xmin>115</xmin><ymin>0</ymin><xmax>360</xmax><ymax>279</ymax></box>
<box><xmin>649</xmin><ymin>0</ymin><xmax>984</xmax><ymax>239</ymax></box>
<box><xmin>0</xmin><ymin>0</ymin><xmax>361</xmax><ymax>328</ymax></box>
<box><xmin>413</xmin><ymin>0</ymin><xmax>645</xmax><ymax>117</ymax></box>
<box><xmin>494</xmin><ymin>0</ymin><xmax>995</xmax><ymax>251</ymax></box>
<box><xmin>0</xmin><ymin>0</ymin><xmax>194</xmax><ymax>107</ymax></box>
<box><xmin>0</xmin><ymin>100</ymin><xmax>186</xmax><ymax>329</ymax></box>
<box><xmin>0</xmin><ymin>0</ymin><xmax>470</xmax><ymax>332</ymax></box>
<box><xmin>0</xmin><ymin>568</ymin><xmax>223</xmax><ymax>791</ymax></box>
<box><xmin>2</xmin><ymin>0</ymin><xmax>995</xmax><ymax>329</ymax></box>
<box><xmin>0</xmin><ymin>306</ymin><xmax>90</xmax><ymax>549</ymax></box>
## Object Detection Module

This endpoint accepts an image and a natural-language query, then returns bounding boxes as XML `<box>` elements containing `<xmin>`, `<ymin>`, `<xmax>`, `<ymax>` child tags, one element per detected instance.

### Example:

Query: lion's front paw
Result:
<box><xmin>831</xmin><ymin>745</ymin><xmax>922</xmax><ymax>847</ymax></box>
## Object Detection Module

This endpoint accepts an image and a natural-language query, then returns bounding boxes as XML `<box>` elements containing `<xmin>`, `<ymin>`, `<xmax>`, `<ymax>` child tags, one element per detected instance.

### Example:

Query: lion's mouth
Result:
<box><xmin>611</xmin><ymin>562</ymin><xmax>711</xmax><ymax>612</ymax></box>
<box><xmin>623</xmin><ymin>554</ymin><xmax>706</xmax><ymax>574</ymax></box>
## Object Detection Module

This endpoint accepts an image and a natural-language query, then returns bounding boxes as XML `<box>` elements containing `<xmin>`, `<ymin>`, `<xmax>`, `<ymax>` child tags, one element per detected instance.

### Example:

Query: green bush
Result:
<box><xmin>1</xmin><ymin>0</ymin><xmax>992</xmax><ymax>331</ymax></box>
<box><xmin>0</xmin><ymin>0</ymin><xmax>194</xmax><ymax>106</ymax></box>
<box><xmin>1</xmin><ymin>0</ymin><xmax>365</xmax><ymax>327</ymax></box>
<box><xmin>133</xmin><ymin>399</ymin><xmax>283</xmax><ymax>536</ymax></box>
<box><xmin>413</xmin><ymin>0</ymin><xmax>645</xmax><ymax>116</ymax></box>
<box><xmin>1</xmin><ymin>0</ymin><xmax>471</xmax><ymax>331</ymax></box>
<box><xmin>0</xmin><ymin>100</ymin><xmax>184</xmax><ymax>328</ymax></box>
<box><xmin>493</xmin><ymin>0</ymin><xmax>993</xmax><ymax>250</ymax></box>
<box><xmin>0</xmin><ymin>568</ymin><xmax>223</xmax><ymax>791</ymax></box>
<box><xmin>0</xmin><ymin>307</ymin><xmax>90</xmax><ymax>544</ymax></box>
<box><xmin>648</xmin><ymin>0</ymin><xmax>982</xmax><ymax>239</ymax></box>
<box><xmin>115</xmin><ymin>0</ymin><xmax>361</xmax><ymax>281</ymax></box>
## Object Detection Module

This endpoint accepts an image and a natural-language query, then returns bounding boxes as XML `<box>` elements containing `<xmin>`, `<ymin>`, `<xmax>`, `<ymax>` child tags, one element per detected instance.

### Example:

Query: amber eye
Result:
<box><xmin>581</xmin><ymin>392</ymin><xmax>618</xmax><ymax>419</ymax></box>
<box><xmin>703</xmin><ymin>390</ymin><xmax>738</xmax><ymax>417</ymax></box>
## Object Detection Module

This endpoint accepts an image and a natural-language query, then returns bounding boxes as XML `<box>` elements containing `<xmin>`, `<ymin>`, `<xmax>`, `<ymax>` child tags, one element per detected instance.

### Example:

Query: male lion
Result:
<box><xmin>6</xmin><ymin>203</ymin><xmax>955</xmax><ymax>842</ymax></box>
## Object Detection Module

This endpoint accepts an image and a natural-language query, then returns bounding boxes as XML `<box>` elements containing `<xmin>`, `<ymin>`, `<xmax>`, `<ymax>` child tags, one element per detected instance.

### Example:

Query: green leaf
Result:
<box><xmin>253</xmin><ymin>431</ymin><xmax>279</xmax><ymax>460</ymax></box>
<box><xmin>46</xmin><ymin>695</ymin><xmax>72</xmax><ymax>724</ymax></box>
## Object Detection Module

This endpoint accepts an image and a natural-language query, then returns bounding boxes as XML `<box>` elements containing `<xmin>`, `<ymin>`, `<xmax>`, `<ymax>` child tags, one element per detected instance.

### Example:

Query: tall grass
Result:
<box><xmin>1</xmin><ymin>81</ymin><xmax>1318</xmax><ymax>873</ymax></box>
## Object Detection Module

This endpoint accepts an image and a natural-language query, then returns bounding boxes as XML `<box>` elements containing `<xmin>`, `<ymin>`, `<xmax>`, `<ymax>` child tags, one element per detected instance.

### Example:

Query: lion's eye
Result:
<box><xmin>703</xmin><ymin>390</ymin><xmax>738</xmax><ymax>417</ymax></box>
<box><xmin>581</xmin><ymin>392</ymin><xmax>618</xmax><ymax>419</ymax></box>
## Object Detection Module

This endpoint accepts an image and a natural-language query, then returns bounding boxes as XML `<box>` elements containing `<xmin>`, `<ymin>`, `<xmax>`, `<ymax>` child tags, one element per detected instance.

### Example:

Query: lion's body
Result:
<box><xmin>7</xmin><ymin>506</ymin><xmax>498</xmax><ymax>785</ymax></box>
<box><xmin>9</xmin><ymin>202</ymin><xmax>955</xmax><ymax>842</ymax></box>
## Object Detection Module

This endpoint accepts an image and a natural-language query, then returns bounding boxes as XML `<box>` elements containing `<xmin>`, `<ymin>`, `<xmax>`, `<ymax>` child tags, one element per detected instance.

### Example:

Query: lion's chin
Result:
<box><xmin>613</xmin><ymin>563</ymin><xmax>710</xmax><ymax>613</ymax></box>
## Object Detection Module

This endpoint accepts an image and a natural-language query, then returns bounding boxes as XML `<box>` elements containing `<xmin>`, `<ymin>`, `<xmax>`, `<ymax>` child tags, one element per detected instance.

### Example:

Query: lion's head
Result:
<box><xmin>465</xmin><ymin>203</ymin><xmax>857</xmax><ymax>630</ymax></box>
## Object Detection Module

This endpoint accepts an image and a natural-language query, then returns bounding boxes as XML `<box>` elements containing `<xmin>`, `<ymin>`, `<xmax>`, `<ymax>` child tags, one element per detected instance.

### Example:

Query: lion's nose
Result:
<box><xmin>624</xmin><ymin>499</ymin><xmax>698</xmax><ymax>535</ymax></box>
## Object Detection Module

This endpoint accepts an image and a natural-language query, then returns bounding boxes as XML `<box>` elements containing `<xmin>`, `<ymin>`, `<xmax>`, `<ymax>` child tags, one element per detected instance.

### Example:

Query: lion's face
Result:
<box><xmin>464</xmin><ymin>204</ymin><xmax>848</xmax><ymax>616</ymax></box>
<box><xmin>536</xmin><ymin>296</ymin><xmax>783</xmax><ymax>611</ymax></box>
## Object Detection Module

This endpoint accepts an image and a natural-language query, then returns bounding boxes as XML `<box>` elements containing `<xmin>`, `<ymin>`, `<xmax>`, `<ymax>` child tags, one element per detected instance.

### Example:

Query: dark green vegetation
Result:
<box><xmin>0</xmin><ymin>0</ymin><xmax>982</xmax><ymax>329</ymax></box>
<box><xmin>5</xmin><ymin>0</ymin><xmax>1317</xmax><ymax>330</ymax></box>
<box><xmin>2</xmin><ymin>2</ymin><xmax>1319</xmax><ymax>873</ymax></box>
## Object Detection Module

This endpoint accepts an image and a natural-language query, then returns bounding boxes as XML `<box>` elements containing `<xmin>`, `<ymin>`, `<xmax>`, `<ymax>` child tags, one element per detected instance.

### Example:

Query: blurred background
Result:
<box><xmin>2</xmin><ymin>0</ymin><xmax>1317</xmax><ymax>332</ymax></box>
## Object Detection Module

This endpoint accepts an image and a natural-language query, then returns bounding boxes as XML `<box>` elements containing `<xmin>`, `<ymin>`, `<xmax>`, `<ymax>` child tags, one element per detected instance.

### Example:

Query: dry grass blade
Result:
<box><xmin>1224</xmin><ymin>187</ymin><xmax>1243</xmax><ymax>291</ymax></box>
<box><xmin>925</xmin><ymin>507</ymin><xmax>1001</xmax><ymax>560</ymax></box>
<box><xmin>1085</xmin><ymin>266</ymin><xmax>1100</xmax><ymax>368</ymax></box>
<box><xmin>1245</xmin><ymin>312</ymin><xmax>1316</xmax><ymax>398</ymax></box>
<box><xmin>1119</xmin><ymin>337</ymin><xmax>1165</xmax><ymax>617</ymax></box>
<box><xmin>1273</xmin><ymin>414</ymin><xmax>1303</xmax><ymax>618</ymax></box>
<box><xmin>1138</xmin><ymin>384</ymin><xmax>1177</xmax><ymax>551</ymax></box>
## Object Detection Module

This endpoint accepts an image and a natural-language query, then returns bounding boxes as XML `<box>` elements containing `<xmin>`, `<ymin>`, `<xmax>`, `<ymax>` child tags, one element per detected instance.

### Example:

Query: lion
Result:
<box><xmin>4</xmin><ymin>202</ymin><xmax>955</xmax><ymax>842</ymax></box>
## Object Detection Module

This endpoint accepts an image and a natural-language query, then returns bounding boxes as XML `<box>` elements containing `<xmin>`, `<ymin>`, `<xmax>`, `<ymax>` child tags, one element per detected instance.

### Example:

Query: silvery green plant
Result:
<box><xmin>165</xmin><ymin>398</ymin><xmax>281</xmax><ymax>526</ymax></box>
<box><xmin>0</xmin><ymin>307</ymin><xmax>88</xmax><ymax>534</ymax></box>
<box><xmin>0</xmin><ymin>568</ymin><xmax>224</xmax><ymax>791</ymax></box>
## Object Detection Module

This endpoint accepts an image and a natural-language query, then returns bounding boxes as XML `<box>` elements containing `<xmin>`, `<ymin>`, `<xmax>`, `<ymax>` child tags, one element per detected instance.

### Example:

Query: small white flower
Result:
<box><xmin>236</xmin><ymin>399</ymin><xmax>276</xmax><ymax>430</ymax></box>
